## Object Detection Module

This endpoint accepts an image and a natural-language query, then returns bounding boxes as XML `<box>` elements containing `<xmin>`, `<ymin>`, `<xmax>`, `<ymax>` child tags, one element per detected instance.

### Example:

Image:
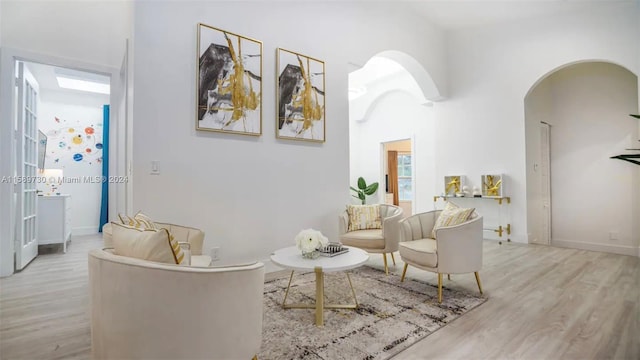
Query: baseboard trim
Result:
<box><xmin>72</xmin><ymin>227</ymin><xmax>99</xmax><ymax>236</ymax></box>
<box><xmin>552</xmin><ymin>239</ymin><xmax>639</xmax><ymax>257</ymax></box>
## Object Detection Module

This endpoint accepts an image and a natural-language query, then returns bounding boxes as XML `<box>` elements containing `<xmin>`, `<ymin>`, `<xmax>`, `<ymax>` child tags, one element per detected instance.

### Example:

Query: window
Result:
<box><xmin>397</xmin><ymin>153</ymin><xmax>412</xmax><ymax>201</ymax></box>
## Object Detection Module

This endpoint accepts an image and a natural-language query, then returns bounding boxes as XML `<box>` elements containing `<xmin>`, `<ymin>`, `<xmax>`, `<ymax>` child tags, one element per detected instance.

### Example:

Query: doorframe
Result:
<box><xmin>540</xmin><ymin>121</ymin><xmax>551</xmax><ymax>245</ymax></box>
<box><xmin>0</xmin><ymin>47</ymin><xmax>125</xmax><ymax>277</ymax></box>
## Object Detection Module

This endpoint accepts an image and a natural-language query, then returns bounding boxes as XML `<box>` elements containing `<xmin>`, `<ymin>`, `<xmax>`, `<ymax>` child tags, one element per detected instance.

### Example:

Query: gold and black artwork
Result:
<box><xmin>276</xmin><ymin>48</ymin><xmax>325</xmax><ymax>142</ymax></box>
<box><xmin>196</xmin><ymin>23</ymin><xmax>262</xmax><ymax>135</ymax></box>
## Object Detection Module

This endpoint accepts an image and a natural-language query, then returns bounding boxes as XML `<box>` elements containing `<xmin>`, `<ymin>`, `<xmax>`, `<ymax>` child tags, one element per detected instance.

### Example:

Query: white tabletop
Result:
<box><xmin>270</xmin><ymin>246</ymin><xmax>369</xmax><ymax>273</ymax></box>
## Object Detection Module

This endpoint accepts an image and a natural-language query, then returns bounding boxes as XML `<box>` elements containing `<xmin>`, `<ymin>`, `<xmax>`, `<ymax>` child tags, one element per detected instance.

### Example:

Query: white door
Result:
<box><xmin>539</xmin><ymin>122</ymin><xmax>551</xmax><ymax>245</ymax></box>
<box><xmin>15</xmin><ymin>62</ymin><xmax>40</xmax><ymax>270</ymax></box>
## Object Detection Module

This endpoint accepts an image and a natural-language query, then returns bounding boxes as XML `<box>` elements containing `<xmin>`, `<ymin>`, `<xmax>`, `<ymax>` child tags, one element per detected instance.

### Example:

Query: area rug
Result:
<box><xmin>259</xmin><ymin>266</ymin><xmax>487</xmax><ymax>360</ymax></box>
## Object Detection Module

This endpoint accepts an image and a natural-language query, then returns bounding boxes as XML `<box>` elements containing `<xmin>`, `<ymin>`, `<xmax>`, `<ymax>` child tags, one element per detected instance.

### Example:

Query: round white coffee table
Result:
<box><xmin>270</xmin><ymin>246</ymin><xmax>369</xmax><ymax>326</ymax></box>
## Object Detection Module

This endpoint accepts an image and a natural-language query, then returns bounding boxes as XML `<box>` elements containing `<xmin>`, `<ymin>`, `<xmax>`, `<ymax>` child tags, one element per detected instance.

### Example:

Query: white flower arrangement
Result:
<box><xmin>294</xmin><ymin>228</ymin><xmax>329</xmax><ymax>254</ymax></box>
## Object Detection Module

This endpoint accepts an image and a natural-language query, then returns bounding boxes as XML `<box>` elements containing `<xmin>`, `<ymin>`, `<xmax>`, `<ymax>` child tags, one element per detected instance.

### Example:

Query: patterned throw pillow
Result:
<box><xmin>431</xmin><ymin>201</ymin><xmax>475</xmax><ymax>239</ymax></box>
<box><xmin>347</xmin><ymin>204</ymin><xmax>382</xmax><ymax>232</ymax></box>
<box><xmin>134</xmin><ymin>211</ymin><xmax>158</xmax><ymax>230</ymax></box>
<box><xmin>117</xmin><ymin>211</ymin><xmax>158</xmax><ymax>230</ymax></box>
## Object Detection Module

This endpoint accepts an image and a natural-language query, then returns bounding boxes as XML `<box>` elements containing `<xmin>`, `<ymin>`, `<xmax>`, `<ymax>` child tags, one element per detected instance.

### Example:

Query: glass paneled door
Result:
<box><xmin>15</xmin><ymin>61</ymin><xmax>39</xmax><ymax>270</ymax></box>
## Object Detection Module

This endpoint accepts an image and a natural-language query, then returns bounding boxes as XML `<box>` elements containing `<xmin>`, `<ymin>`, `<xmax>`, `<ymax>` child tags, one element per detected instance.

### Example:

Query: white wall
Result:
<box><xmin>38</xmin><ymin>90</ymin><xmax>109</xmax><ymax>235</ymax></box>
<box><xmin>0</xmin><ymin>1</ymin><xmax>130</xmax><ymax>276</ymax></box>
<box><xmin>437</xmin><ymin>3</ymin><xmax>639</xmax><ymax>244</ymax></box>
<box><xmin>531</xmin><ymin>63</ymin><xmax>637</xmax><ymax>253</ymax></box>
<box><xmin>131</xmin><ymin>1</ymin><xmax>447</xmax><ymax>265</ymax></box>
<box><xmin>0</xmin><ymin>1</ymin><xmax>131</xmax><ymax>69</ymax></box>
<box><xmin>350</xmin><ymin>89</ymin><xmax>436</xmax><ymax>213</ymax></box>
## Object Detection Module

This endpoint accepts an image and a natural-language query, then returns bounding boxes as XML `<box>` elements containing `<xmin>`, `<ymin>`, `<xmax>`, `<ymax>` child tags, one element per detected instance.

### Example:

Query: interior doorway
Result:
<box><xmin>524</xmin><ymin>61</ymin><xmax>638</xmax><ymax>254</ymax></box>
<box><xmin>348</xmin><ymin>51</ymin><xmax>439</xmax><ymax>213</ymax></box>
<box><xmin>383</xmin><ymin>139</ymin><xmax>413</xmax><ymax>217</ymax></box>
<box><xmin>539</xmin><ymin>122</ymin><xmax>551</xmax><ymax>245</ymax></box>
<box><xmin>13</xmin><ymin>60</ymin><xmax>111</xmax><ymax>269</ymax></box>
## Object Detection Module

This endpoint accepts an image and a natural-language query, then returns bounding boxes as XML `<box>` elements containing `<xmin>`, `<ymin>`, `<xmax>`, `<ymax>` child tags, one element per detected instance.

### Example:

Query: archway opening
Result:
<box><xmin>524</xmin><ymin>61</ymin><xmax>639</xmax><ymax>255</ymax></box>
<box><xmin>348</xmin><ymin>51</ymin><xmax>440</xmax><ymax>216</ymax></box>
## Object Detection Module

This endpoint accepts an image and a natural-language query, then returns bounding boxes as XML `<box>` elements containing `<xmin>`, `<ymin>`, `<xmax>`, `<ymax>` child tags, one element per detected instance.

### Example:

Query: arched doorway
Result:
<box><xmin>525</xmin><ymin>61</ymin><xmax>639</xmax><ymax>255</ymax></box>
<box><xmin>348</xmin><ymin>51</ymin><xmax>442</xmax><ymax>215</ymax></box>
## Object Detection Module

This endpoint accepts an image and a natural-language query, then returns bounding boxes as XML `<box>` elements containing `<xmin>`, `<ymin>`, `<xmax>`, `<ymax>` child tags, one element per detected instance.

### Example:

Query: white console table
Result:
<box><xmin>38</xmin><ymin>195</ymin><xmax>71</xmax><ymax>252</ymax></box>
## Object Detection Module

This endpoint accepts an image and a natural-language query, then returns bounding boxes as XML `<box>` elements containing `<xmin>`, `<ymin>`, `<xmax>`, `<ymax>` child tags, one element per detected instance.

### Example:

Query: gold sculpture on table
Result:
<box><xmin>483</xmin><ymin>175</ymin><xmax>503</xmax><ymax>197</ymax></box>
<box><xmin>444</xmin><ymin>176</ymin><xmax>461</xmax><ymax>196</ymax></box>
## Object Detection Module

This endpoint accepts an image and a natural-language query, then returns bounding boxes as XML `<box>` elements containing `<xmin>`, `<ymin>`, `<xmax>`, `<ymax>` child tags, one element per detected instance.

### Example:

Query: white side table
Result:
<box><xmin>270</xmin><ymin>246</ymin><xmax>369</xmax><ymax>326</ymax></box>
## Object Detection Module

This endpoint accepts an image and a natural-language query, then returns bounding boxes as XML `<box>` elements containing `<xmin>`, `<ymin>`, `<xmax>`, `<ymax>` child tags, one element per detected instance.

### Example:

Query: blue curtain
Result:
<box><xmin>99</xmin><ymin>105</ymin><xmax>110</xmax><ymax>232</ymax></box>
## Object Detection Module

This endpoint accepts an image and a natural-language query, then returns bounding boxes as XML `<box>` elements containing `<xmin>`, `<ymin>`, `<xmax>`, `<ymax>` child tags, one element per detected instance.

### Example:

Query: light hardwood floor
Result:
<box><xmin>1</xmin><ymin>235</ymin><xmax>638</xmax><ymax>359</ymax></box>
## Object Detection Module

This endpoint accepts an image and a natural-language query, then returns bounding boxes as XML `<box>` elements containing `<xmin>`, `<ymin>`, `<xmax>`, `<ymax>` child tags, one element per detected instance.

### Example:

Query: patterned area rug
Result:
<box><xmin>260</xmin><ymin>266</ymin><xmax>486</xmax><ymax>360</ymax></box>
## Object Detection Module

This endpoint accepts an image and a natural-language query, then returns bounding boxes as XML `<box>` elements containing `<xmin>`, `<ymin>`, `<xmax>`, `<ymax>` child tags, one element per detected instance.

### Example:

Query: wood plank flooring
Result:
<box><xmin>0</xmin><ymin>235</ymin><xmax>638</xmax><ymax>359</ymax></box>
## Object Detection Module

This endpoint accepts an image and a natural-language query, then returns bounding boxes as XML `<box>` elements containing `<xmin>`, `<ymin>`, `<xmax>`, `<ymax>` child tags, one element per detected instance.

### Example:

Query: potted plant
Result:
<box><xmin>350</xmin><ymin>177</ymin><xmax>379</xmax><ymax>205</ymax></box>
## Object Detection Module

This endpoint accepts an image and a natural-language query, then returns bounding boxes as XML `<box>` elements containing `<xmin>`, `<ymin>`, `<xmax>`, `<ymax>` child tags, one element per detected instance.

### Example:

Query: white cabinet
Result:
<box><xmin>37</xmin><ymin>195</ymin><xmax>71</xmax><ymax>252</ymax></box>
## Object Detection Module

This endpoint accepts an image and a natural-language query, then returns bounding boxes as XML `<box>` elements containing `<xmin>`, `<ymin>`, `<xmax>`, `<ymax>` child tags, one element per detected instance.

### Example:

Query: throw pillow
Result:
<box><xmin>347</xmin><ymin>204</ymin><xmax>382</xmax><ymax>232</ymax></box>
<box><xmin>117</xmin><ymin>213</ymin><xmax>133</xmax><ymax>225</ymax></box>
<box><xmin>134</xmin><ymin>211</ymin><xmax>158</xmax><ymax>230</ymax></box>
<box><xmin>111</xmin><ymin>222</ymin><xmax>184</xmax><ymax>264</ymax></box>
<box><xmin>431</xmin><ymin>201</ymin><xmax>475</xmax><ymax>239</ymax></box>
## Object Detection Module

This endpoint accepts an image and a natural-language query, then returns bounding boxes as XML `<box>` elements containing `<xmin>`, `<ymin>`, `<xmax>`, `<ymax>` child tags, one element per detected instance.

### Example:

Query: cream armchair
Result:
<box><xmin>398</xmin><ymin>210</ymin><xmax>483</xmax><ymax>303</ymax></box>
<box><xmin>88</xmin><ymin>249</ymin><xmax>264</xmax><ymax>360</ymax></box>
<box><xmin>338</xmin><ymin>204</ymin><xmax>403</xmax><ymax>274</ymax></box>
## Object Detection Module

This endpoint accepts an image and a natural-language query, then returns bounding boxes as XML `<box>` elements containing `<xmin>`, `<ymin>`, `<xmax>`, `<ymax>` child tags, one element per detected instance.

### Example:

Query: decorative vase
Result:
<box><xmin>301</xmin><ymin>250</ymin><xmax>320</xmax><ymax>259</ymax></box>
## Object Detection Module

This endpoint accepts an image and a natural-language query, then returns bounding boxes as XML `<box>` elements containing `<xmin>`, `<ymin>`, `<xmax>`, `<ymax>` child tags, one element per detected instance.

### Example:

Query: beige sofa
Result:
<box><xmin>88</xmin><ymin>248</ymin><xmax>265</xmax><ymax>360</ymax></box>
<box><xmin>102</xmin><ymin>222</ymin><xmax>212</xmax><ymax>267</ymax></box>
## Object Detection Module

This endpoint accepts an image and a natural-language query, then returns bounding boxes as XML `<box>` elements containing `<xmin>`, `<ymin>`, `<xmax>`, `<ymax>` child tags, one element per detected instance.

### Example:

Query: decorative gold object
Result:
<box><xmin>196</xmin><ymin>23</ymin><xmax>262</xmax><ymax>135</ymax></box>
<box><xmin>444</xmin><ymin>176</ymin><xmax>463</xmax><ymax>196</ymax></box>
<box><xmin>276</xmin><ymin>48</ymin><xmax>325</xmax><ymax>142</ymax></box>
<box><xmin>481</xmin><ymin>174</ymin><xmax>503</xmax><ymax>197</ymax></box>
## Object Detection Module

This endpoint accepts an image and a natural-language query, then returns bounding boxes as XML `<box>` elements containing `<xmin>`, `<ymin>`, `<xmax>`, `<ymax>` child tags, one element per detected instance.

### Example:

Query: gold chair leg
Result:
<box><xmin>447</xmin><ymin>274</ymin><xmax>451</xmax><ymax>280</ymax></box>
<box><xmin>474</xmin><ymin>271</ymin><xmax>483</xmax><ymax>295</ymax></box>
<box><xmin>252</xmin><ymin>356</ymin><xmax>258</xmax><ymax>360</ymax></box>
<box><xmin>401</xmin><ymin>263</ymin><xmax>408</xmax><ymax>282</ymax></box>
<box><xmin>383</xmin><ymin>253</ymin><xmax>389</xmax><ymax>275</ymax></box>
<box><xmin>438</xmin><ymin>273</ymin><xmax>443</xmax><ymax>303</ymax></box>
<box><xmin>390</xmin><ymin>252</ymin><xmax>396</xmax><ymax>265</ymax></box>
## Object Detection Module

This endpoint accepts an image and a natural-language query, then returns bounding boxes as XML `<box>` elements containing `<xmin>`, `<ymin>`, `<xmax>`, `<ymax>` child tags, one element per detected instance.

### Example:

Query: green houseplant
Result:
<box><xmin>350</xmin><ymin>177</ymin><xmax>379</xmax><ymax>205</ymax></box>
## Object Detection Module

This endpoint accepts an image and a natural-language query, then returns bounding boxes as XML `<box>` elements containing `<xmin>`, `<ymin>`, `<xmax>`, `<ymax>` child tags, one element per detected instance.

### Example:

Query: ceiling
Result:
<box><xmin>406</xmin><ymin>0</ymin><xmax>627</xmax><ymax>30</ymax></box>
<box><xmin>349</xmin><ymin>0</ymin><xmax>630</xmax><ymax>89</ymax></box>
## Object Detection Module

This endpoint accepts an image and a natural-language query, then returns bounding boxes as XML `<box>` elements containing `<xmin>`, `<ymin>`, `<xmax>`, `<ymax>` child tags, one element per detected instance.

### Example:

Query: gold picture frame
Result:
<box><xmin>276</xmin><ymin>48</ymin><xmax>325</xmax><ymax>142</ymax></box>
<box><xmin>196</xmin><ymin>23</ymin><xmax>262</xmax><ymax>136</ymax></box>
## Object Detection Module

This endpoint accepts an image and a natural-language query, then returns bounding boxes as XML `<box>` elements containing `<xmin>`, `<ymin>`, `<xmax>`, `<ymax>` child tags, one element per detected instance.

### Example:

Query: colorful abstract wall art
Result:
<box><xmin>44</xmin><ymin>116</ymin><xmax>103</xmax><ymax>167</ymax></box>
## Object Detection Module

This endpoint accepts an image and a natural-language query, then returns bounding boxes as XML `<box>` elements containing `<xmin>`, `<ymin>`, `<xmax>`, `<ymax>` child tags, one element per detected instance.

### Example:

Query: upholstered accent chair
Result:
<box><xmin>398</xmin><ymin>209</ymin><xmax>484</xmax><ymax>303</ymax></box>
<box><xmin>88</xmin><ymin>248</ymin><xmax>264</xmax><ymax>360</ymax></box>
<box><xmin>338</xmin><ymin>204</ymin><xmax>403</xmax><ymax>274</ymax></box>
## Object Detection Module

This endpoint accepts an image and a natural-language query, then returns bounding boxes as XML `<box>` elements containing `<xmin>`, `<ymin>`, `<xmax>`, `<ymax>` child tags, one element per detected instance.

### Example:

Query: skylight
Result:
<box><xmin>56</xmin><ymin>76</ymin><xmax>110</xmax><ymax>95</ymax></box>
